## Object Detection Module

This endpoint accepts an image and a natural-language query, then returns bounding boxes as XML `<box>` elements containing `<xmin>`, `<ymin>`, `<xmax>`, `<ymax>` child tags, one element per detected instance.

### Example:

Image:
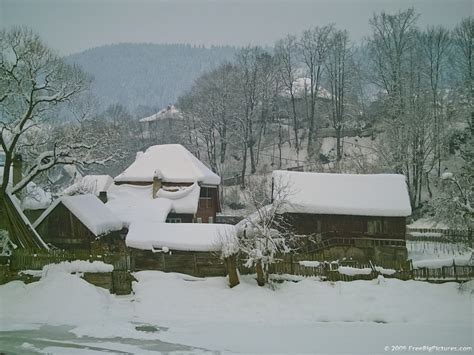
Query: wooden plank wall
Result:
<box><xmin>131</xmin><ymin>249</ymin><xmax>227</xmax><ymax>277</ymax></box>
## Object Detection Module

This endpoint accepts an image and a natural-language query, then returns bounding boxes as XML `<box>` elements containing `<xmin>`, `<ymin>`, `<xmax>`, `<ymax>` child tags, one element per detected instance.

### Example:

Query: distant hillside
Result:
<box><xmin>66</xmin><ymin>43</ymin><xmax>238</xmax><ymax>111</ymax></box>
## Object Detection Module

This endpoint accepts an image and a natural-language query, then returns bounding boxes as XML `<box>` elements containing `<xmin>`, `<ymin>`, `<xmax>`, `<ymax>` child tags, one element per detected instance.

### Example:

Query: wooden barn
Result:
<box><xmin>270</xmin><ymin>170</ymin><xmax>412</xmax><ymax>264</ymax></box>
<box><xmin>112</xmin><ymin>144</ymin><xmax>221</xmax><ymax>223</ymax></box>
<box><xmin>33</xmin><ymin>194</ymin><xmax>124</xmax><ymax>252</ymax></box>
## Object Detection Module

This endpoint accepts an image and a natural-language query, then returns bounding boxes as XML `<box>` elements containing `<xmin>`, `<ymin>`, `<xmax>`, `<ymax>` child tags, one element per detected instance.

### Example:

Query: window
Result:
<box><xmin>367</xmin><ymin>219</ymin><xmax>383</xmax><ymax>234</ymax></box>
<box><xmin>166</xmin><ymin>217</ymin><xmax>181</xmax><ymax>223</ymax></box>
<box><xmin>208</xmin><ymin>216</ymin><xmax>214</xmax><ymax>224</ymax></box>
<box><xmin>199</xmin><ymin>187</ymin><xmax>213</xmax><ymax>209</ymax></box>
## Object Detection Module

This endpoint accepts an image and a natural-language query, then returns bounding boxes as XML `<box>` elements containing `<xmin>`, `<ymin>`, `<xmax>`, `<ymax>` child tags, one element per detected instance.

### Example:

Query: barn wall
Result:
<box><xmin>282</xmin><ymin>213</ymin><xmax>407</xmax><ymax>264</ymax></box>
<box><xmin>36</xmin><ymin>203</ymin><xmax>124</xmax><ymax>252</ymax></box>
<box><xmin>196</xmin><ymin>186</ymin><xmax>219</xmax><ymax>223</ymax></box>
<box><xmin>37</xmin><ymin>203</ymin><xmax>92</xmax><ymax>250</ymax></box>
<box><xmin>284</xmin><ymin>213</ymin><xmax>406</xmax><ymax>239</ymax></box>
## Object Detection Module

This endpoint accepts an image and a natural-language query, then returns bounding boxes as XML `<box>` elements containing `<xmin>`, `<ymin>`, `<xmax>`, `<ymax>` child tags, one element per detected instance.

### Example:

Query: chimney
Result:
<box><xmin>152</xmin><ymin>169</ymin><xmax>163</xmax><ymax>199</ymax></box>
<box><xmin>12</xmin><ymin>154</ymin><xmax>22</xmax><ymax>186</ymax></box>
<box><xmin>98</xmin><ymin>191</ymin><xmax>108</xmax><ymax>203</ymax></box>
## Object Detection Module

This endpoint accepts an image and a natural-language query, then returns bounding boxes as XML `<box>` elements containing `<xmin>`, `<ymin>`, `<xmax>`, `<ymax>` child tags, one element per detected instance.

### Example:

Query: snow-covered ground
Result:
<box><xmin>408</xmin><ymin>240</ymin><xmax>472</xmax><ymax>268</ymax></box>
<box><xmin>1</xmin><ymin>270</ymin><xmax>472</xmax><ymax>354</ymax></box>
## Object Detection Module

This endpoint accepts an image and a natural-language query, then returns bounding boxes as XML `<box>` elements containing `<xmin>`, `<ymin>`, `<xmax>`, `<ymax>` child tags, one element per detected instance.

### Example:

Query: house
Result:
<box><xmin>270</xmin><ymin>170</ymin><xmax>412</xmax><ymax>264</ymax></box>
<box><xmin>34</xmin><ymin>145</ymin><xmax>239</xmax><ymax>281</ymax></box>
<box><xmin>138</xmin><ymin>105</ymin><xmax>181</xmax><ymax>123</ymax></box>
<box><xmin>138</xmin><ymin>106</ymin><xmax>182</xmax><ymax>143</ymax></box>
<box><xmin>33</xmin><ymin>194</ymin><xmax>124</xmax><ymax>252</ymax></box>
<box><xmin>113</xmin><ymin>144</ymin><xmax>221</xmax><ymax>223</ymax></box>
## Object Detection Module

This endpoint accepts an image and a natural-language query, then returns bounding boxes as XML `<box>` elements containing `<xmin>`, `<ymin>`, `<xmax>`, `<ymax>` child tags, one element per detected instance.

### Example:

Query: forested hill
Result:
<box><xmin>65</xmin><ymin>43</ymin><xmax>238</xmax><ymax>111</ymax></box>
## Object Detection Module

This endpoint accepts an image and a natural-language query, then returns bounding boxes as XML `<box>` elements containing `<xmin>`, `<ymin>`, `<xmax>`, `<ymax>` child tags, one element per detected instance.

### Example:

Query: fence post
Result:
<box><xmin>193</xmin><ymin>254</ymin><xmax>198</xmax><ymax>276</ymax></box>
<box><xmin>453</xmin><ymin>259</ymin><xmax>457</xmax><ymax>281</ymax></box>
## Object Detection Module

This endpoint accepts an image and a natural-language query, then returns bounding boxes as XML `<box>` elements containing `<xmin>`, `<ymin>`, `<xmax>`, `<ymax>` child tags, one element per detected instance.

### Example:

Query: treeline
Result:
<box><xmin>176</xmin><ymin>9</ymin><xmax>472</xmax><ymax>214</ymax></box>
<box><xmin>66</xmin><ymin>43</ymin><xmax>238</xmax><ymax>111</ymax></box>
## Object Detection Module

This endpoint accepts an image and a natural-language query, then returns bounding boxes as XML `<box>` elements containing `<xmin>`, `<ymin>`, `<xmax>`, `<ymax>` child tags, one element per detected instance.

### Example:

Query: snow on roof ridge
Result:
<box><xmin>272</xmin><ymin>170</ymin><xmax>411</xmax><ymax>217</ymax></box>
<box><xmin>139</xmin><ymin>105</ymin><xmax>180</xmax><ymax>122</ymax></box>
<box><xmin>34</xmin><ymin>194</ymin><xmax>123</xmax><ymax>237</ymax></box>
<box><xmin>114</xmin><ymin>144</ymin><xmax>220</xmax><ymax>185</ymax></box>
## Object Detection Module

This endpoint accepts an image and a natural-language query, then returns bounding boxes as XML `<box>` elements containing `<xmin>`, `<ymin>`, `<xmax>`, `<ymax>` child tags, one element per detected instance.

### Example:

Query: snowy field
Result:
<box><xmin>408</xmin><ymin>240</ymin><xmax>472</xmax><ymax>268</ymax></box>
<box><xmin>0</xmin><ymin>270</ymin><xmax>472</xmax><ymax>354</ymax></box>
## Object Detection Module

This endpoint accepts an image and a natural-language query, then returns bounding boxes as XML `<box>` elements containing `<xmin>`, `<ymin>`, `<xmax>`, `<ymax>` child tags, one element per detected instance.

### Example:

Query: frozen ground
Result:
<box><xmin>407</xmin><ymin>240</ymin><xmax>473</xmax><ymax>262</ymax></box>
<box><xmin>0</xmin><ymin>270</ymin><xmax>472</xmax><ymax>354</ymax></box>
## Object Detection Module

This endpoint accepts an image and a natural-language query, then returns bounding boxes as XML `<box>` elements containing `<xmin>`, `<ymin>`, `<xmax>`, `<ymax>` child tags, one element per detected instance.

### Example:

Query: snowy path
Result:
<box><xmin>0</xmin><ymin>271</ymin><xmax>472</xmax><ymax>354</ymax></box>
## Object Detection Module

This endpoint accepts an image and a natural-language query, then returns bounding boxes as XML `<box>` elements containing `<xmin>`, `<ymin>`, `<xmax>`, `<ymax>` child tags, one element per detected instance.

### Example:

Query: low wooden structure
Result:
<box><xmin>131</xmin><ymin>248</ymin><xmax>228</xmax><ymax>277</ymax></box>
<box><xmin>271</xmin><ymin>171</ymin><xmax>412</xmax><ymax>264</ymax></box>
<box><xmin>34</xmin><ymin>194</ymin><xmax>124</xmax><ymax>252</ymax></box>
<box><xmin>285</xmin><ymin>213</ymin><xmax>408</xmax><ymax>263</ymax></box>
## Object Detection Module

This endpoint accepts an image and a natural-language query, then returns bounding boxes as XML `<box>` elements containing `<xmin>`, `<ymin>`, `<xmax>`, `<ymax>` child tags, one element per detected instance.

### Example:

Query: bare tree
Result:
<box><xmin>368</xmin><ymin>8</ymin><xmax>418</xmax><ymax>118</ymax></box>
<box><xmin>275</xmin><ymin>35</ymin><xmax>301</xmax><ymax>158</ymax></box>
<box><xmin>368</xmin><ymin>9</ymin><xmax>433</xmax><ymax>208</ymax></box>
<box><xmin>236</xmin><ymin>177</ymin><xmax>297</xmax><ymax>286</ymax></box>
<box><xmin>299</xmin><ymin>25</ymin><xmax>333</xmax><ymax>157</ymax></box>
<box><xmin>0</xmin><ymin>27</ymin><xmax>125</xmax><ymax>244</ymax></box>
<box><xmin>0</xmin><ymin>27</ymin><xmax>88</xmax><ymax>195</ymax></box>
<box><xmin>178</xmin><ymin>63</ymin><xmax>237</xmax><ymax>174</ymax></box>
<box><xmin>420</xmin><ymin>26</ymin><xmax>452</xmax><ymax>177</ymax></box>
<box><xmin>432</xmin><ymin>135</ymin><xmax>473</xmax><ymax>233</ymax></box>
<box><xmin>326</xmin><ymin>29</ymin><xmax>352</xmax><ymax>162</ymax></box>
<box><xmin>452</xmin><ymin>17</ymin><xmax>473</xmax><ymax>133</ymax></box>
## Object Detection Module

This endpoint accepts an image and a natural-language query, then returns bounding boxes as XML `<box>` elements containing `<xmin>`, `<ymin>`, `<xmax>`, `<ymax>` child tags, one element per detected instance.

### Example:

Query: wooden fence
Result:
<box><xmin>5</xmin><ymin>249</ymin><xmax>473</xmax><ymax>283</ymax></box>
<box><xmin>265</xmin><ymin>255</ymin><xmax>472</xmax><ymax>282</ymax></box>
<box><xmin>8</xmin><ymin>249</ymin><xmax>133</xmax><ymax>272</ymax></box>
<box><xmin>407</xmin><ymin>227</ymin><xmax>472</xmax><ymax>246</ymax></box>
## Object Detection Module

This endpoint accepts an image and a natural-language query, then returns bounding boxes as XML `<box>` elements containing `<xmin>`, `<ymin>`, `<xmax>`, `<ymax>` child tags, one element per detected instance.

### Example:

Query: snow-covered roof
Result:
<box><xmin>34</xmin><ymin>194</ymin><xmax>123</xmax><ymax>237</ymax></box>
<box><xmin>21</xmin><ymin>182</ymin><xmax>52</xmax><ymax>210</ymax></box>
<box><xmin>126</xmin><ymin>222</ymin><xmax>237</xmax><ymax>252</ymax></box>
<box><xmin>281</xmin><ymin>77</ymin><xmax>332</xmax><ymax>99</ymax></box>
<box><xmin>106</xmin><ymin>182</ymin><xmax>200</xmax><ymax>227</ymax></box>
<box><xmin>114</xmin><ymin>144</ymin><xmax>220</xmax><ymax>185</ymax></box>
<box><xmin>272</xmin><ymin>170</ymin><xmax>412</xmax><ymax>217</ymax></box>
<box><xmin>63</xmin><ymin>175</ymin><xmax>114</xmax><ymax>196</ymax></box>
<box><xmin>139</xmin><ymin>105</ymin><xmax>181</xmax><ymax>123</ymax></box>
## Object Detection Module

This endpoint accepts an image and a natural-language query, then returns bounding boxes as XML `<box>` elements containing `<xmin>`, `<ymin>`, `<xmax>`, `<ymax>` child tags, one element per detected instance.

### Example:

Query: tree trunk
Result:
<box><xmin>336</xmin><ymin>128</ymin><xmax>342</xmax><ymax>161</ymax></box>
<box><xmin>240</xmin><ymin>145</ymin><xmax>248</xmax><ymax>189</ymax></box>
<box><xmin>226</xmin><ymin>254</ymin><xmax>240</xmax><ymax>288</ymax></box>
<box><xmin>290</xmin><ymin>93</ymin><xmax>299</xmax><ymax>157</ymax></box>
<box><xmin>249</xmin><ymin>142</ymin><xmax>256</xmax><ymax>174</ymax></box>
<box><xmin>255</xmin><ymin>260</ymin><xmax>265</xmax><ymax>286</ymax></box>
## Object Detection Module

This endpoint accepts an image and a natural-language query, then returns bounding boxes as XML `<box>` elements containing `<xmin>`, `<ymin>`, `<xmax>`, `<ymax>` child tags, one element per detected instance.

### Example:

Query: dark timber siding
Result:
<box><xmin>284</xmin><ymin>213</ymin><xmax>406</xmax><ymax>239</ymax></box>
<box><xmin>36</xmin><ymin>202</ymin><xmax>124</xmax><ymax>252</ymax></box>
<box><xmin>282</xmin><ymin>213</ymin><xmax>407</xmax><ymax>263</ymax></box>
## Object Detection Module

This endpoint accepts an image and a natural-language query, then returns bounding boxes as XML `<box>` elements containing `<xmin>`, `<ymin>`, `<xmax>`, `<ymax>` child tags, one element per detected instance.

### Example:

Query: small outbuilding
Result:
<box><xmin>33</xmin><ymin>194</ymin><xmax>124</xmax><ymax>252</ymax></box>
<box><xmin>271</xmin><ymin>170</ymin><xmax>412</xmax><ymax>264</ymax></box>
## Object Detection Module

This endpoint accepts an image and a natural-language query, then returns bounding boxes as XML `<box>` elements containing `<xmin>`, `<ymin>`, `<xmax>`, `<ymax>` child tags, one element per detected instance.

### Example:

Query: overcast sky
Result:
<box><xmin>1</xmin><ymin>0</ymin><xmax>471</xmax><ymax>55</ymax></box>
